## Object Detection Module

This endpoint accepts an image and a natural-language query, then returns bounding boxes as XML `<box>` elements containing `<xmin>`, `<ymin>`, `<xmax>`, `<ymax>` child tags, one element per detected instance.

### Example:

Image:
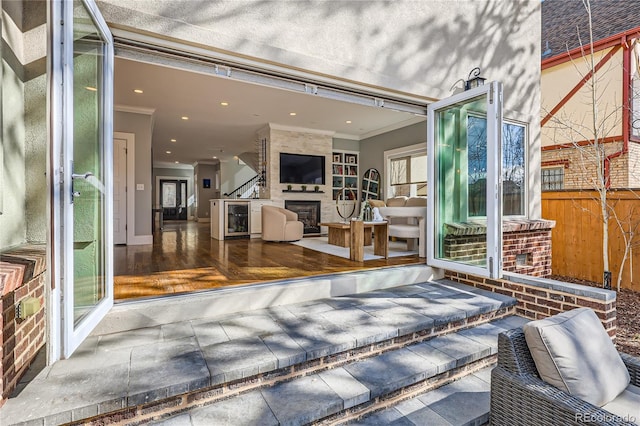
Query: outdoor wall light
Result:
<box><xmin>465</xmin><ymin>67</ymin><xmax>486</xmax><ymax>91</ymax></box>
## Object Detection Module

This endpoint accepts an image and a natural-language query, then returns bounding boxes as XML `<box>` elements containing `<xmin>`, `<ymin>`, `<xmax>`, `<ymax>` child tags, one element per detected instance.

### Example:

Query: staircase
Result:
<box><xmin>0</xmin><ymin>280</ymin><xmax>526</xmax><ymax>425</ymax></box>
<box><xmin>223</xmin><ymin>173</ymin><xmax>262</xmax><ymax>199</ymax></box>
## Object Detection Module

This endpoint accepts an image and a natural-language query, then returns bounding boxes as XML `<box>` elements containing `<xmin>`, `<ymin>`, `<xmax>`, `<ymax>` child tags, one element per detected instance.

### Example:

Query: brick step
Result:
<box><xmin>1</xmin><ymin>280</ymin><xmax>517</xmax><ymax>425</ymax></box>
<box><xmin>148</xmin><ymin>316</ymin><xmax>528</xmax><ymax>426</ymax></box>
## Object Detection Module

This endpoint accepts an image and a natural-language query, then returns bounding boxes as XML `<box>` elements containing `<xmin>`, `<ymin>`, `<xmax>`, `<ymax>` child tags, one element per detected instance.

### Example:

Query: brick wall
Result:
<box><xmin>443</xmin><ymin>219</ymin><xmax>554</xmax><ymax>277</ymax></box>
<box><xmin>540</xmin><ymin>142</ymin><xmax>640</xmax><ymax>190</ymax></box>
<box><xmin>445</xmin><ymin>270</ymin><xmax>617</xmax><ymax>337</ymax></box>
<box><xmin>0</xmin><ymin>246</ymin><xmax>46</xmax><ymax>408</ymax></box>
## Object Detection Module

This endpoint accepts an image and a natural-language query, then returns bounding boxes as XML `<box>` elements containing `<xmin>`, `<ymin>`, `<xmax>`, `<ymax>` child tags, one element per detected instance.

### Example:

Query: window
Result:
<box><xmin>467</xmin><ymin>117</ymin><xmax>527</xmax><ymax>216</ymax></box>
<box><xmin>542</xmin><ymin>167</ymin><xmax>564</xmax><ymax>190</ymax></box>
<box><xmin>385</xmin><ymin>144</ymin><xmax>427</xmax><ymax>198</ymax></box>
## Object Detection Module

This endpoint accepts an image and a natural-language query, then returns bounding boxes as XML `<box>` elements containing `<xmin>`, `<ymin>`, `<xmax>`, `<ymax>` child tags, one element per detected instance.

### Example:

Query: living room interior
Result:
<box><xmin>111</xmin><ymin>56</ymin><xmax>429</xmax><ymax>301</ymax></box>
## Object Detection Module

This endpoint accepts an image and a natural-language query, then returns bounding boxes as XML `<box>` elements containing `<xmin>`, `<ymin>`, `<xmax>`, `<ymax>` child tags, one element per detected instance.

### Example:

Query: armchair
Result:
<box><xmin>376</xmin><ymin>197</ymin><xmax>426</xmax><ymax>257</ymax></box>
<box><xmin>261</xmin><ymin>205</ymin><xmax>304</xmax><ymax>242</ymax></box>
<box><xmin>491</xmin><ymin>327</ymin><xmax>640</xmax><ymax>426</ymax></box>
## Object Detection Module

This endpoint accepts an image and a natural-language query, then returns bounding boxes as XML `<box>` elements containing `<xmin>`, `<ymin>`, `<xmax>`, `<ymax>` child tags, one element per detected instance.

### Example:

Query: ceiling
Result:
<box><xmin>114</xmin><ymin>58</ymin><xmax>425</xmax><ymax>168</ymax></box>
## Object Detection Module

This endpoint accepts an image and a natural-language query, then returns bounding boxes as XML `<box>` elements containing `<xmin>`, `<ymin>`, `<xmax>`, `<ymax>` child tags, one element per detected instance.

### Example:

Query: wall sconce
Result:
<box><xmin>465</xmin><ymin>67</ymin><xmax>486</xmax><ymax>91</ymax></box>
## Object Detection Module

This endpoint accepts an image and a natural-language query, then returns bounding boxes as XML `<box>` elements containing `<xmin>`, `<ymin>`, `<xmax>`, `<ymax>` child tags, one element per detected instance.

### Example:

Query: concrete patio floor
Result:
<box><xmin>2</xmin><ymin>279</ymin><xmax>526</xmax><ymax>425</ymax></box>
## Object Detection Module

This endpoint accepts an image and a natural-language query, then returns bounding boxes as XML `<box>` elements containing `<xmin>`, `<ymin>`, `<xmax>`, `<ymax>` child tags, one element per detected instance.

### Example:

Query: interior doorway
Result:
<box><xmin>160</xmin><ymin>179</ymin><xmax>188</xmax><ymax>221</ymax></box>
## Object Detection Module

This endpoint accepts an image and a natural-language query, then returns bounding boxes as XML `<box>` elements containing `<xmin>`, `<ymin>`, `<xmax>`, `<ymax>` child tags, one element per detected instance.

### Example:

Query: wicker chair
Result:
<box><xmin>491</xmin><ymin>328</ymin><xmax>640</xmax><ymax>426</ymax></box>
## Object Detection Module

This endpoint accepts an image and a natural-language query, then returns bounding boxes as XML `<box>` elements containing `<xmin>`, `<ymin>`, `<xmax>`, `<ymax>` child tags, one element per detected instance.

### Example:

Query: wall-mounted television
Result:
<box><xmin>279</xmin><ymin>153</ymin><xmax>325</xmax><ymax>185</ymax></box>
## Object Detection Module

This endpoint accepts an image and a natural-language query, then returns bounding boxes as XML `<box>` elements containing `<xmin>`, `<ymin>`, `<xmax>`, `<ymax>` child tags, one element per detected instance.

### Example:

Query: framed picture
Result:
<box><xmin>203</xmin><ymin>178</ymin><xmax>211</xmax><ymax>188</ymax></box>
<box><xmin>345</xmin><ymin>154</ymin><xmax>356</xmax><ymax>164</ymax></box>
<box><xmin>333</xmin><ymin>153</ymin><xmax>342</xmax><ymax>163</ymax></box>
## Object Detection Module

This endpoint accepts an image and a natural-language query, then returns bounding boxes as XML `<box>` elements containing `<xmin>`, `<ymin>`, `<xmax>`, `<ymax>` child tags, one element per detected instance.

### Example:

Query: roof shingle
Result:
<box><xmin>542</xmin><ymin>0</ymin><xmax>640</xmax><ymax>58</ymax></box>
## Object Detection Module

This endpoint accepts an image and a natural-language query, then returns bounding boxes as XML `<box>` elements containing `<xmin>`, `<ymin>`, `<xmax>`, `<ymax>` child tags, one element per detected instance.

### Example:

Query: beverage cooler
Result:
<box><xmin>225</xmin><ymin>201</ymin><xmax>250</xmax><ymax>238</ymax></box>
<box><xmin>210</xmin><ymin>199</ymin><xmax>250</xmax><ymax>240</ymax></box>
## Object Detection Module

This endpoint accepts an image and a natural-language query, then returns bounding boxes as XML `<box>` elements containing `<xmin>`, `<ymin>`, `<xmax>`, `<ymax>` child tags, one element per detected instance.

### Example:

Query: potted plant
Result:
<box><xmin>314</xmin><ymin>185</ymin><xmax>319</xmax><ymax>192</ymax></box>
<box><xmin>301</xmin><ymin>185</ymin><xmax>307</xmax><ymax>192</ymax></box>
<box><xmin>286</xmin><ymin>184</ymin><xmax>292</xmax><ymax>191</ymax></box>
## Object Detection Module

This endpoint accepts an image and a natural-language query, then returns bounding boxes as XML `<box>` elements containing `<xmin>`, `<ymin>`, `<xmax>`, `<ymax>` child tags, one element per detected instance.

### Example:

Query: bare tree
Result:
<box><xmin>544</xmin><ymin>0</ymin><xmax>632</xmax><ymax>288</ymax></box>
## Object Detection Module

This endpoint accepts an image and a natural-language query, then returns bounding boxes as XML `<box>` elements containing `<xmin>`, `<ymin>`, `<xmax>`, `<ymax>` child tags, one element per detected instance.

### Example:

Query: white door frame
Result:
<box><xmin>155</xmin><ymin>174</ymin><xmax>194</xmax><ymax>218</ymax></box>
<box><xmin>49</xmin><ymin>0</ymin><xmax>115</xmax><ymax>361</ymax></box>
<box><xmin>427</xmin><ymin>82</ymin><xmax>503</xmax><ymax>279</ymax></box>
<box><xmin>114</xmin><ymin>132</ymin><xmax>135</xmax><ymax>244</ymax></box>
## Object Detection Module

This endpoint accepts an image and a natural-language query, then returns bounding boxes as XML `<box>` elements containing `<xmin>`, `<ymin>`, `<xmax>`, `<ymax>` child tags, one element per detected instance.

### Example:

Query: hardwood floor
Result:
<box><xmin>114</xmin><ymin>221</ymin><xmax>422</xmax><ymax>301</ymax></box>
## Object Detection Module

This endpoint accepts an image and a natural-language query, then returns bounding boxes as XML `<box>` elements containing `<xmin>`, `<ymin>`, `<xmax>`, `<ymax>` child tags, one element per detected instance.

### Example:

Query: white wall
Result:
<box><xmin>220</xmin><ymin>159</ymin><xmax>256</xmax><ymax>197</ymax></box>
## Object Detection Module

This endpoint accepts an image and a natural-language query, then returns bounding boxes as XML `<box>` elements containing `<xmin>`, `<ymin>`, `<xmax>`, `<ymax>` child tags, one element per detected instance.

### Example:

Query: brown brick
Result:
<box><xmin>503</xmin><ymin>282</ymin><xmax>524</xmax><ymax>292</ymax></box>
<box><xmin>542</xmin><ymin>299</ymin><xmax>562</xmax><ymax>310</ymax></box>
<box><xmin>574</xmin><ymin>298</ymin><xmax>607</xmax><ymax>310</ymax></box>
<box><xmin>525</xmin><ymin>287</ymin><xmax>548</xmax><ymax>298</ymax></box>
<box><xmin>525</xmin><ymin>303</ymin><xmax>550</xmax><ymax>315</ymax></box>
<box><xmin>476</xmin><ymin>283</ymin><xmax>494</xmax><ymax>292</ymax></box>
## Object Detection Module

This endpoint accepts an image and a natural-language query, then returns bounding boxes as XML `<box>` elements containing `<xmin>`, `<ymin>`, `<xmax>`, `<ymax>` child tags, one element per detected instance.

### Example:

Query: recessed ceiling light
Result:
<box><xmin>289</xmin><ymin>112</ymin><xmax>297</xmax><ymax>116</ymax></box>
<box><xmin>85</xmin><ymin>86</ymin><xmax>97</xmax><ymax>92</ymax></box>
<box><xmin>346</xmin><ymin>120</ymin><xmax>352</xmax><ymax>124</ymax></box>
<box><xmin>220</xmin><ymin>102</ymin><xmax>229</xmax><ymax>106</ymax></box>
<box><xmin>181</xmin><ymin>116</ymin><xmax>189</xmax><ymax>120</ymax></box>
<box><xmin>175</xmin><ymin>161</ymin><xmax>179</xmax><ymax>164</ymax></box>
<box><xmin>133</xmin><ymin>89</ymin><xmax>143</xmax><ymax>94</ymax></box>
<box><xmin>213</xmin><ymin>156</ymin><xmax>217</xmax><ymax>159</ymax></box>
<box><xmin>166</xmin><ymin>151</ymin><xmax>172</xmax><ymax>154</ymax></box>
<box><xmin>170</xmin><ymin>139</ymin><xmax>177</xmax><ymax>142</ymax></box>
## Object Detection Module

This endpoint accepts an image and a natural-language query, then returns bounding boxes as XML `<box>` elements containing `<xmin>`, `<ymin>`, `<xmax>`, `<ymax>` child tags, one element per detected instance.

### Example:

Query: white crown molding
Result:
<box><xmin>268</xmin><ymin>123</ymin><xmax>336</xmax><ymax>136</ymax></box>
<box><xmin>115</xmin><ymin>104</ymin><xmax>156</xmax><ymax>115</ymax></box>
<box><xmin>333</xmin><ymin>133</ymin><xmax>360</xmax><ymax>141</ymax></box>
<box><xmin>153</xmin><ymin>161</ymin><xmax>194</xmax><ymax>170</ymax></box>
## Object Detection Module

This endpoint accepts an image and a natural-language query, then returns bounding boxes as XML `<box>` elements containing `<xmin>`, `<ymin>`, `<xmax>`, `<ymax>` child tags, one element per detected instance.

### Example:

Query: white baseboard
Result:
<box><xmin>128</xmin><ymin>235</ymin><xmax>153</xmax><ymax>245</ymax></box>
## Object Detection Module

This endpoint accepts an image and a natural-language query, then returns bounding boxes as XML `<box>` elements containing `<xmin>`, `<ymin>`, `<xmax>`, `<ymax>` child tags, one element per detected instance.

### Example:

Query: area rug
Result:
<box><xmin>292</xmin><ymin>236</ymin><xmax>418</xmax><ymax>260</ymax></box>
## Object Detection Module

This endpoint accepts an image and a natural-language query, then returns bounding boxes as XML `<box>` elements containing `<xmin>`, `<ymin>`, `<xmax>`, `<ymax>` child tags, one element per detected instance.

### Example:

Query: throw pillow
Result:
<box><xmin>523</xmin><ymin>307</ymin><xmax>629</xmax><ymax>407</ymax></box>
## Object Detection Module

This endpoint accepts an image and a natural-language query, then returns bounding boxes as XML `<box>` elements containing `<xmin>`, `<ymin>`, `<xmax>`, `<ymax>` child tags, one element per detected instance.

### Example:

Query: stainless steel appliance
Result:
<box><xmin>224</xmin><ymin>201</ymin><xmax>250</xmax><ymax>238</ymax></box>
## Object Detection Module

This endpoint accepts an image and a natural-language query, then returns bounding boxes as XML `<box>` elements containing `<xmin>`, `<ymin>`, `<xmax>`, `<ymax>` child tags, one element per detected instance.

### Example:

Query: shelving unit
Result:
<box><xmin>331</xmin><ymin>151</ymin><xmax>359</xmax><ymax>201</ymax></box>
<box><xmin>361</xmin><ymin>168</ymin><xmax>380</xmax><ymax>200</ymax></box>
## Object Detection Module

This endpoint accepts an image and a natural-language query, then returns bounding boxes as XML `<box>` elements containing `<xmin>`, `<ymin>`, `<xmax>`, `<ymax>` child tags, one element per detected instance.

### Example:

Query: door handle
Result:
<box><xmin>71</xmin><ymin>172</ymin><xmax>94</xmax><ymax>202</ymax></box>
<box><xmin>72</xmin><ymin>172</ymin><xmax>94</xmax><ymax>180</ymax></box>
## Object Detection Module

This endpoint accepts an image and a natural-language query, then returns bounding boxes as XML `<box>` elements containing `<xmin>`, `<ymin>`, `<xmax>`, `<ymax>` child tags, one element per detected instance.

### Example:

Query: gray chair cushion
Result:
<box><xmin>601</xmin><ymin>383</ymin><xmax>640</xmax><ymax>421</ymax></box>
<box><xmin>523</xmin><ymin>307</ymin><xmax>630</xmax><ymax>407</ymax></box>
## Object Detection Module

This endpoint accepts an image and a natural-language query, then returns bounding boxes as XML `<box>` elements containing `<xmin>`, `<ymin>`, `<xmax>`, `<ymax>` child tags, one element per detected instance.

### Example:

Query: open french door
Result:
<box><xmin>427</xmin><ymin>82</ymin><xmax>503</xmax><ymax>278</ymax></box>
<box><xmin>51</xmin><ymin>0</ymin><xmax>114</xmax><ymax>359</ymax></box>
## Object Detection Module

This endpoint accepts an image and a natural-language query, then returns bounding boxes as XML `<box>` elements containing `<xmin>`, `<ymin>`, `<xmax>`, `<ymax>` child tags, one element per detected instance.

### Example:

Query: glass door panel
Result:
<box><xmin>427</xmin><ymin>83</ymin><xmax>502</xmax><ymax>278</ymax></box>
<box><xmin>55</xmin><ymin>0</ymin><xmax>114</xmax><ymax>358</ymax></box>
<box><xmin>72</xmin><ymin>4</ymin><xmax>106</xmax><ymax>324</ymax></box>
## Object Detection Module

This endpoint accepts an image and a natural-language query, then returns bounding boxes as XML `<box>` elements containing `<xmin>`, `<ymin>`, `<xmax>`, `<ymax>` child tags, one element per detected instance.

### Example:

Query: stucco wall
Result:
<box><xmin>114</xmin><ymin>111</ymin><xmax>153</xmax><ymax>237</ymax></box>
<box><xmin>96</xmin><ymin>0</ymin><xmax>541</xmax><ymax>218</ymax></box>
<box><xmin>23</xmin><ymin>75</ymin><xmax>47</xmax><ymax>243</ymax></box>
<box><xmin>0</xmin><ymin>58</ymin><xmax>26</xmax><ymax>249</ymax></box>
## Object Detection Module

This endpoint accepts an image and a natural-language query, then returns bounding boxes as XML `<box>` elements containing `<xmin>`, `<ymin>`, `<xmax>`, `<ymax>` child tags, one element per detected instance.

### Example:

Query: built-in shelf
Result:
<box><xmin>282</xmin><ymin>189</ymin><xmax>325</xmax><ymax>193</ymax></box>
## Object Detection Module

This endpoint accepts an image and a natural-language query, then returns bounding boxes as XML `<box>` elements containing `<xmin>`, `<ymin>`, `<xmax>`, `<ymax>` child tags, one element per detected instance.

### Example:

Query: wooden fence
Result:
<box><xmin>541</xmin><ymin>190</ymin><xmax>640</xmax><ymax>291</ymax></box>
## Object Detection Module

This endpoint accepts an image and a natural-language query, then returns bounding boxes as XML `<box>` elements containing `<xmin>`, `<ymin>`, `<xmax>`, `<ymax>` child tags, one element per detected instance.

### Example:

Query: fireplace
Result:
<box><xmin>285</xmin><ymin>200</ymin><xmax>321</xmax><ymax>234</ymax></box>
